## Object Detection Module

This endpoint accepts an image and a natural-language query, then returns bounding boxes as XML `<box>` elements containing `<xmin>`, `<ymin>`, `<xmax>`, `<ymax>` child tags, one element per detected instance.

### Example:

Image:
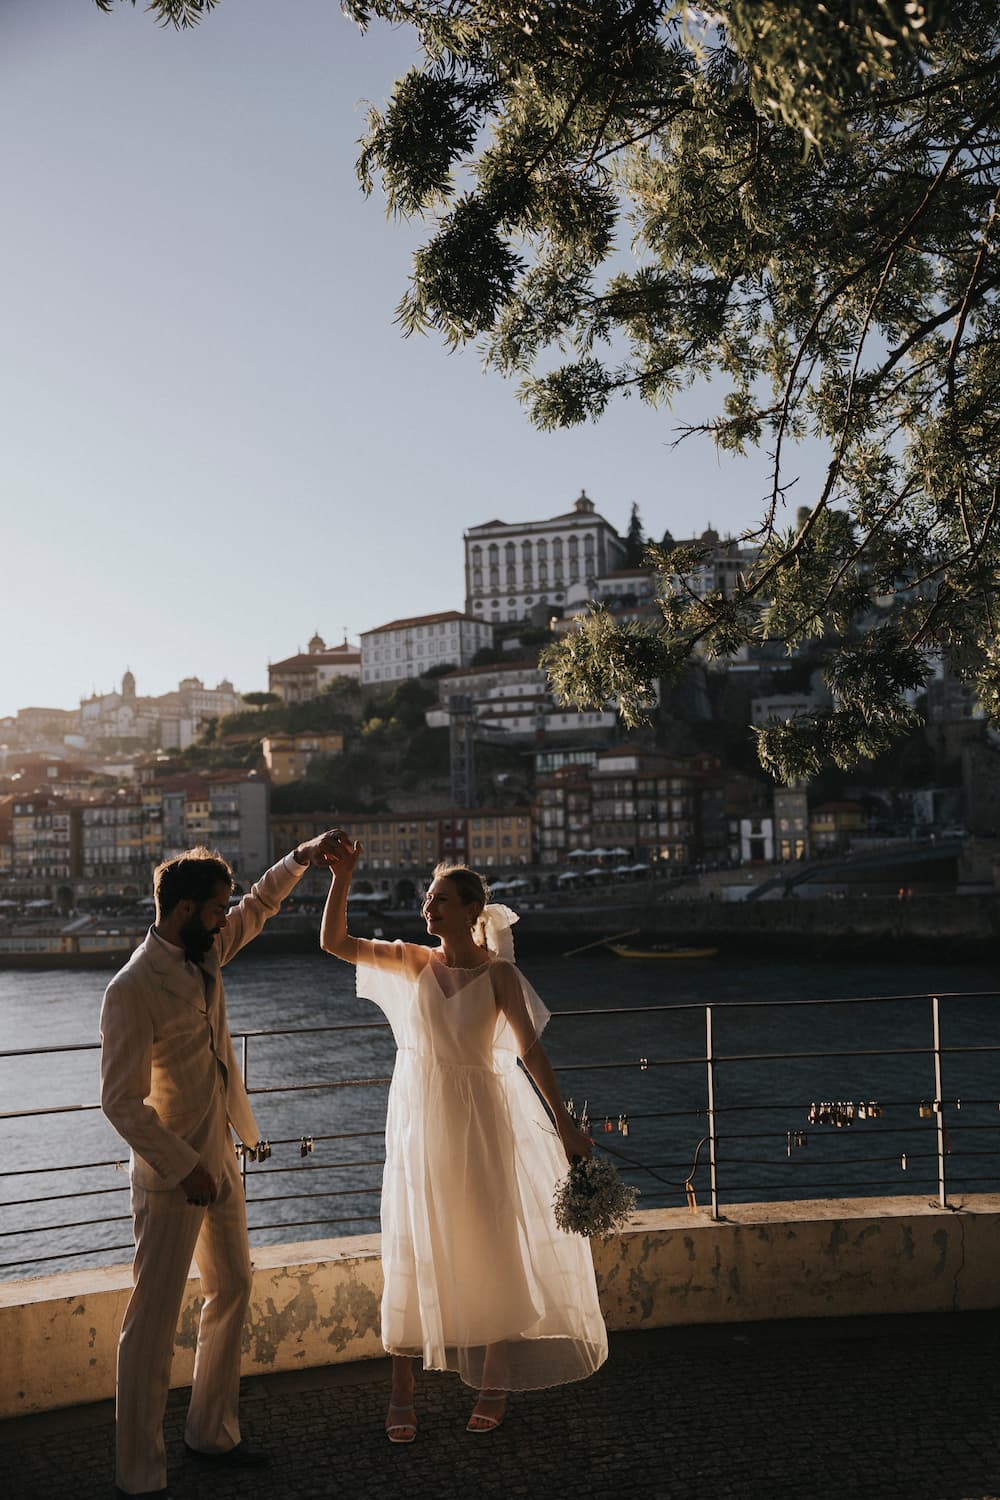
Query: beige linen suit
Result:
<box><xmin>100</xmin><ymin>853</ymin><xmax>305</xmax><ymax>1495</ymax></box>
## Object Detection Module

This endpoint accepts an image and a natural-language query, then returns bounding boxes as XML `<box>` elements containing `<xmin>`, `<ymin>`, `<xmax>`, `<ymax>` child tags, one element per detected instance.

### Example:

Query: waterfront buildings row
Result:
<box><xmin>0</xmin><ymin>751</ymin><xmax>987</xmax><ymax>910</ymax></box>
<box><xmin>0</xmin><ymin>747</ymin><xmax>814</xmax><ymax>905</ymax></box>
<box><xmin>0</xmin><ymin>786</ymin><xmax>530</xmax><ymax>905</ymax></box>
<box><xmin>1</xmin><ymin>771</ymin><xmax>269</xmax><ymax>901</ymax></box>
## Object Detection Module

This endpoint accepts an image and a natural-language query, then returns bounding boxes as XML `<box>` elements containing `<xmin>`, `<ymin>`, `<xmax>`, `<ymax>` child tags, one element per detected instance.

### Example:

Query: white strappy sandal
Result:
<box><xmin>466</xmin><ymin>1392</ymin><xmax>507</xmax><ymax>1433</ymax></box>
<box><xmin>386</xmin><ymin>1401</ymin><xmax>417</xmax><ymax>1444</ymax></box>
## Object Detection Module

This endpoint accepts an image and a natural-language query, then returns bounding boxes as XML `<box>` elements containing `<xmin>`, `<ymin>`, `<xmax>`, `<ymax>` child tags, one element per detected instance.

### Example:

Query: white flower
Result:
<box><xmin>552</xmin><ymin>1156</ymin><xmax>638</xmax><ymax>1239</ymax></box>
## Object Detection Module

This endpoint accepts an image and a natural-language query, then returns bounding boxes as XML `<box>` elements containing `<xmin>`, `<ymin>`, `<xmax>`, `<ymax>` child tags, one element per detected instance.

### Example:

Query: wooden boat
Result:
<box><xmin>607</xmin><ymin>941</ymin><xmax>718</xmax><ymax>960</ymax></box>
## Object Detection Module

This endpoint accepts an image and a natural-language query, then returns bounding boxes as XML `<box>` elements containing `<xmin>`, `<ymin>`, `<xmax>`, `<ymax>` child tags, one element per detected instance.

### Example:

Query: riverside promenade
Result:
<box><xmin>3</xmin><ymin>1312</ymin><xmax>1000</xmax><ymax>1500</ymax></box>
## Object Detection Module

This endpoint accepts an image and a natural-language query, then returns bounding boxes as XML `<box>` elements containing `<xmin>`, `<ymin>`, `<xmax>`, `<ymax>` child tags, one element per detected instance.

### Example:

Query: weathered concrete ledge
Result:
<box><xmin>4</xmin><ymin>1194</ymin><xmax>999</xmax><ymax>1419</ymax></box>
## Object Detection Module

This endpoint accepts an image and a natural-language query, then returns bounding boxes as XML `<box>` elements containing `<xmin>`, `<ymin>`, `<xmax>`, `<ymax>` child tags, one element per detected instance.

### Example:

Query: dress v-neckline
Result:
<box><xmin>426</xmin><ymin>956</ymin><xmax>493</xmax><ymax>998</ymax></box>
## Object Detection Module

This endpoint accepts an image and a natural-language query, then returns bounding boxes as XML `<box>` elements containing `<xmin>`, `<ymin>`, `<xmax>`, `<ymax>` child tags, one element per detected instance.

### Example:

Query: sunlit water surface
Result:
<box><xmin>2</xmin><ymin>948</ymin><xmax>998</xmax><ymax>1279</ymax></box>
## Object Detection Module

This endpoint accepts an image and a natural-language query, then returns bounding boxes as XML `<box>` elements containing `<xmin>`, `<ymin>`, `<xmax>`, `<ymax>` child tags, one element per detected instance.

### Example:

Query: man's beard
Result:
<box><xmin>179</xmin><ymin>914</ymin><xmax>217</xmax><ymax>964</ymax></box>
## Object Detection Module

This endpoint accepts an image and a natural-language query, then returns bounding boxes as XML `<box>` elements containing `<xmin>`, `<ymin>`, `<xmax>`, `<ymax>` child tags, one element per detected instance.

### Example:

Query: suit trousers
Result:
<box><xmin>115</xmin><ymin>1146</ymin><xmax>252</xmax><ymax>1495</ymax></box>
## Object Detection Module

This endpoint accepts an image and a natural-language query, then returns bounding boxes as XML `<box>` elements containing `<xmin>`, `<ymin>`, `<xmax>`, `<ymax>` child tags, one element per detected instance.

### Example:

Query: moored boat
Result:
<box><xmin>607</xmin><ymin>940</ymin><xmax>718</xmax><ymax>960</ymax></box>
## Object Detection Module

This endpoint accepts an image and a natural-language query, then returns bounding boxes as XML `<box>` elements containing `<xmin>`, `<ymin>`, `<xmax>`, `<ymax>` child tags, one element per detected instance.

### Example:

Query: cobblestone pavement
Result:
<box><xmin>3</xmin><ymin>1313</ymin><xmax>1000</xmax><ymax>1500</ymax></box>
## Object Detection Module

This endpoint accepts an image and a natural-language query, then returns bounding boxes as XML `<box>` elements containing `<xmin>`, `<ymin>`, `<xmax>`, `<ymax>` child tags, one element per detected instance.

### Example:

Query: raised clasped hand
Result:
<box><xmin>324</xmin><ymin>834</ymin><xmax>363</xmax><ymax>876</ymax></box>
<box><xmin>299</xmin><ymin>828</ymin><xmax>355</xmax><ymax>868</ymax></box>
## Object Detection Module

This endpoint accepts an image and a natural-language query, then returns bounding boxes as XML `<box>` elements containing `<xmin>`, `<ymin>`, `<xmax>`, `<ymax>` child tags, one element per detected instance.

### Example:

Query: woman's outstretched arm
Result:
<box><xmin>492</xmin><ymin>963</ymin><xmax>593</xmax><ymax>1163</ymax></box>
<box><xmin>320</xmin><ymin>837</ymin><xmax>364</xmax><ymax>963</ymax></box>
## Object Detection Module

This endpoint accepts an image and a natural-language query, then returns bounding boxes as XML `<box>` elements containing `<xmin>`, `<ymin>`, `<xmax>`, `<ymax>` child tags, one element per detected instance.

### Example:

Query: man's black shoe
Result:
<box><xmin>184</xmin><ymin>1441</ymin><xmax>271</xmax><ymax>1468</ymax></box>
<box><xmin>113</xmin><ymin>1487</ymin><xmax>172</xmax><ymax>1498</ymax></box>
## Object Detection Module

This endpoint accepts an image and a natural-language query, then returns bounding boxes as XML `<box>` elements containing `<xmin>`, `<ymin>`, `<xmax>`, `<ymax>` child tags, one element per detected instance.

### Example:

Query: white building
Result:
<box><xmin>554</xmin><ymin>564</ymin><xmax>662</xmax><ymax>635</ymax></box>
<box><xmin>268</xmin><ymin>634</ymin><xmax>361</xmax><ymax>703</ymax></box>
<box><xmin>79</xmin><ymin>672</ymin><xmax>241</xmax><ymax>751</ymax></box>
<box><xmin>665</xmin><ymin>526</ymin><xmax>760</xmax><ymax>601</ymax></box>
<box><xmin>79</xmin><ymin>672</ymin><xmax>157</xmax><ymax>745</ymax></box>
<box><xmin>427</xmin><ymin>660</ymin><xmax>617</xmax><ymax>739</ymax></box>
<box><xmin>464</xmin><ymin>490</ymin><xmax>626</xmax><ymax>625</ymax></box>
<box><xmin>360</xmin><ymin>611</ymin><xmax>493</xmax><ymax>687</ymax></box>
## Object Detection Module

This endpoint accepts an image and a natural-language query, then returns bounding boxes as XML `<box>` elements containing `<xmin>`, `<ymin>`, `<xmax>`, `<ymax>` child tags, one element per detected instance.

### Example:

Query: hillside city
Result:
<box><xmin>1</xmin><ymin>490</ymin><xmax>996</xmax><ymax>918</ymax></box>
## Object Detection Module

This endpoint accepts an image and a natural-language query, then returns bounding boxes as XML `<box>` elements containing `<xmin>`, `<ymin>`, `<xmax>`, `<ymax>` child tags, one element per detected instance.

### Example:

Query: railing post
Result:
<box><xmin>241</xmin><ymin>1034</ymin><xmax>249</xmax><ymax>1189</ymax></box>
<box><xmin>706</xmin><ymin>1004</ymin><xmax>719</xmax><ymax>1220</ymax></box>
<box><xmin>931</xmin><ymin>994</ymin><xmax>947</xmax><ymax>1208</ymax></box>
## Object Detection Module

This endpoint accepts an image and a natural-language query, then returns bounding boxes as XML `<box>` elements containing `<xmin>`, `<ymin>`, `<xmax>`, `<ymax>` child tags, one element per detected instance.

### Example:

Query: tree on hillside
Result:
<box><xmin>241</xmin><ymin>692</ymin><xmax>281</xmax><ymax>710</ymax></box>
<box><xmin>342</xmin><ymin>0</ymin><xmax>1000</xmax><ymax>781</ymax></box>
<box><xmin>96</xmin><ymin>1</ymin><xmax>1000</xmax><ymax>782</ymax></box>
<box><xmin>623</xmin><ymin>502</ymin><xmax>646</xmax><ymax>568</ymax></box>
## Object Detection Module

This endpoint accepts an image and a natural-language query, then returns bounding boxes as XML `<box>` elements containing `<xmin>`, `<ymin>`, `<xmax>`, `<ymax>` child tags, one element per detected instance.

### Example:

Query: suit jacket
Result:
<box><xmin>100</xmin><ymin>854</ymin><xmax>305</xmax><ymax>1191</ymax></box>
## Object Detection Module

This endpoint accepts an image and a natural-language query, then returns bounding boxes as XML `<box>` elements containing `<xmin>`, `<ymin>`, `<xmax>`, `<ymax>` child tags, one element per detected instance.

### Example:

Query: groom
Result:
<box><xmin>100</xmin><ymin>830</ymin><xmax>345</xmax><ymax>1498</ymax></box>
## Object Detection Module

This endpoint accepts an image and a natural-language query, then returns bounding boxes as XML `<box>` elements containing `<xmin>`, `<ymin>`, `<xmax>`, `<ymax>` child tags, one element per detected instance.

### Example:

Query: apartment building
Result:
<box><xmin>467</xmin><ymin>809</ymin><xmax>533</xmax><ymax>867</ymax></box>
<box><xmin>262</xmin><ymin>731</ymin><xmax>345</xmax><ymax>785</ymax></box>
<box><xmin>360</xmin><ymin>611</ymin><xmax>493</xmax><ymax>687</ymax></box>
<box><xmin>79</xmin><ymin>792</ymin><xmax>149</xmax><ymax>886</ymax></box>
<box><xmin>429</xmin><ymin>660</ymin><xmax>617</xmax><ymax>741</ymax></box>
<box><xmin>270</xmin><ymin>807</ymin><xmax>533</xmax><ymax>889</ymax></box>
<box><xmin>534</xmin><ymin>764</ymin><xmax>593</xmax><ymax>866</ymax></box>
<box><xmin>10</xmin><ymin>795</ymin><xmax>78</xmax><ymax>897</ymax></box>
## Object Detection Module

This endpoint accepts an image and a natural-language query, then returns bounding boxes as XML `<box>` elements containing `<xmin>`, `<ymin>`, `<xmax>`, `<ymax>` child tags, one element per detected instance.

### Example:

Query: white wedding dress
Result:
<box><xmin>356</xmin><ymin>939</ymin><xmax>609</xmax><ymax>1390</ymax></box>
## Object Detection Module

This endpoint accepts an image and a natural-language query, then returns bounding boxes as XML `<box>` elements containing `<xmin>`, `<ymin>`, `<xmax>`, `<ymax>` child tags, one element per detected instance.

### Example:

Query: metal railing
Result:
<box><xmin>2</xmin><ymin>990</ymin><xmax>1000</xmax><ymax>1277</ymax></box>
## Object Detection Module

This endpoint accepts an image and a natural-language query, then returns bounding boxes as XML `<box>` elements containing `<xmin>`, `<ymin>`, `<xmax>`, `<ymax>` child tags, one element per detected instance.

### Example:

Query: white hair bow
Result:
<box><xmin>479</xmin><ymin>902</ymin><xmax>519</xmax><ymax>960</ymax></box>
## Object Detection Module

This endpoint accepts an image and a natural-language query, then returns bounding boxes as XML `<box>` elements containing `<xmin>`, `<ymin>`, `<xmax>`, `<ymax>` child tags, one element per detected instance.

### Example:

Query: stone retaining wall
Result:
<box><xmin>4</xmin><ymin>1194</ymin><xmax>999</xmax><ymax>1419</ymax></box>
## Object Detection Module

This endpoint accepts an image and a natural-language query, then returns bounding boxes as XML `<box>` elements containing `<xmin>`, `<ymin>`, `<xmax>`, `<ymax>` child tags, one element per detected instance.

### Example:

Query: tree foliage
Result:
<box><xmin>241</xmin><ymin>691</ymin><xmax>282</xmax><ymax>710</ymax></box>
<box><xmin>344</xmin><ymin>0</ymin><xmax>1000</xmax><ymax>780</ymax></box>
<box><xmin>623</xmin><ymin>501</ymin><xmax>646</xmax><ymax>566</ymax></box>
<box><xmin>94</xmin><ymin>0</ymin><xmax>218</xmax><ymax>26</ymax></box>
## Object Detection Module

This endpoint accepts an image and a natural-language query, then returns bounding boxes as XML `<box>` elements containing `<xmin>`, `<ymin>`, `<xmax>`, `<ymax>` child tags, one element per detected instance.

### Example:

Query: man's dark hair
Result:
<box><xmin>154</xmin><ymin>847</ymin><xmax>234</xmax><ymax>917</ymax></box>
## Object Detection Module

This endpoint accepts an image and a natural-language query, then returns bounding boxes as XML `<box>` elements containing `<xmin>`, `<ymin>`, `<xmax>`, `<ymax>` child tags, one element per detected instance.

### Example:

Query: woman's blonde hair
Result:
<box><xmin>431</xmin><ymin>863</ymin><xmax>489</xmax><ymax>918</ymax></box>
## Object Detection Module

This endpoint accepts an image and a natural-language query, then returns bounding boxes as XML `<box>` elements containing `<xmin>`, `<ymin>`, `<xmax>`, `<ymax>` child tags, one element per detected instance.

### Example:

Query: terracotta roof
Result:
<box><xmin>152</xmin><ymin>772</ymin><xmax>208</xmax><ymax>794</ymax></box>
<box><xmin>202</xmin><ymin>769</ymin><xmax>266</xmax><ymax>785</ymax></box>
<box><xmin>271</xmin><ymin>650</ymin><xmax>360</xmax><ymax>671</ymax></box>
<box><xmin>362</xmin><ymin>611</ymin><xmax>480</xmax><ymax>636</ymax></box>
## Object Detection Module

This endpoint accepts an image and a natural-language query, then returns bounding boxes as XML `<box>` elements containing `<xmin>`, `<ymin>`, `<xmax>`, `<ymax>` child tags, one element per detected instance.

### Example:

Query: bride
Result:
<box><xmin>320</xmin><ymin>840</ymin><xmax>609</xmax><ymax>1441</ymax></box>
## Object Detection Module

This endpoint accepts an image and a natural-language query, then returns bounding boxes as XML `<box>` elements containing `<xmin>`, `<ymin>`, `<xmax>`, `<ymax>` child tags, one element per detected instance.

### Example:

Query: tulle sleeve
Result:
<box><xmin>491</xmin><ymin>960</ymin><xmax>552</xmax><ymax>1062</ymax></box>
<box><xmin>355</xmin><ymin>939</ymin><xmax>427</xmax><ymax>1040</ymax></box>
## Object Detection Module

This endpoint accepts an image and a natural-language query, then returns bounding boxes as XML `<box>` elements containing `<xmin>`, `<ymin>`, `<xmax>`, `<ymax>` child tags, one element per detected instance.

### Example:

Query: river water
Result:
<box><xmin>2</xmin><ymin>948</ymin><xmax>999</xmax><ymax>1281</ymax></box>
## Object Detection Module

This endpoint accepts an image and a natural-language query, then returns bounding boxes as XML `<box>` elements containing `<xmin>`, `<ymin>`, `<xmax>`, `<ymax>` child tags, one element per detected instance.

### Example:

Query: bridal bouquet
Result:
<box><xmin>553</xmin><ymin>1155</ymin><xmax>639</xmax><ymax>1239</ymax></box>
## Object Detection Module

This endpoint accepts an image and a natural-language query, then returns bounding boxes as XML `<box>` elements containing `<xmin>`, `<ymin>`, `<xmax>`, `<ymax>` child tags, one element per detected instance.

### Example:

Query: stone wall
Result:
<box><xmin>4</xmin><ymin>1194</ymin><xmax>1000</xmax><ymax>1419</ymax></box>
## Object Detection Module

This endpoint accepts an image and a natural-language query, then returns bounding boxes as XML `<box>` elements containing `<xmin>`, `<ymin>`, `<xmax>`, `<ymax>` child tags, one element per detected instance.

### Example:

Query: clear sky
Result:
<box><xmin>1</xmin><ymin>0</ymin><xmax>822</xmax><ymax>719</ymax></box>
